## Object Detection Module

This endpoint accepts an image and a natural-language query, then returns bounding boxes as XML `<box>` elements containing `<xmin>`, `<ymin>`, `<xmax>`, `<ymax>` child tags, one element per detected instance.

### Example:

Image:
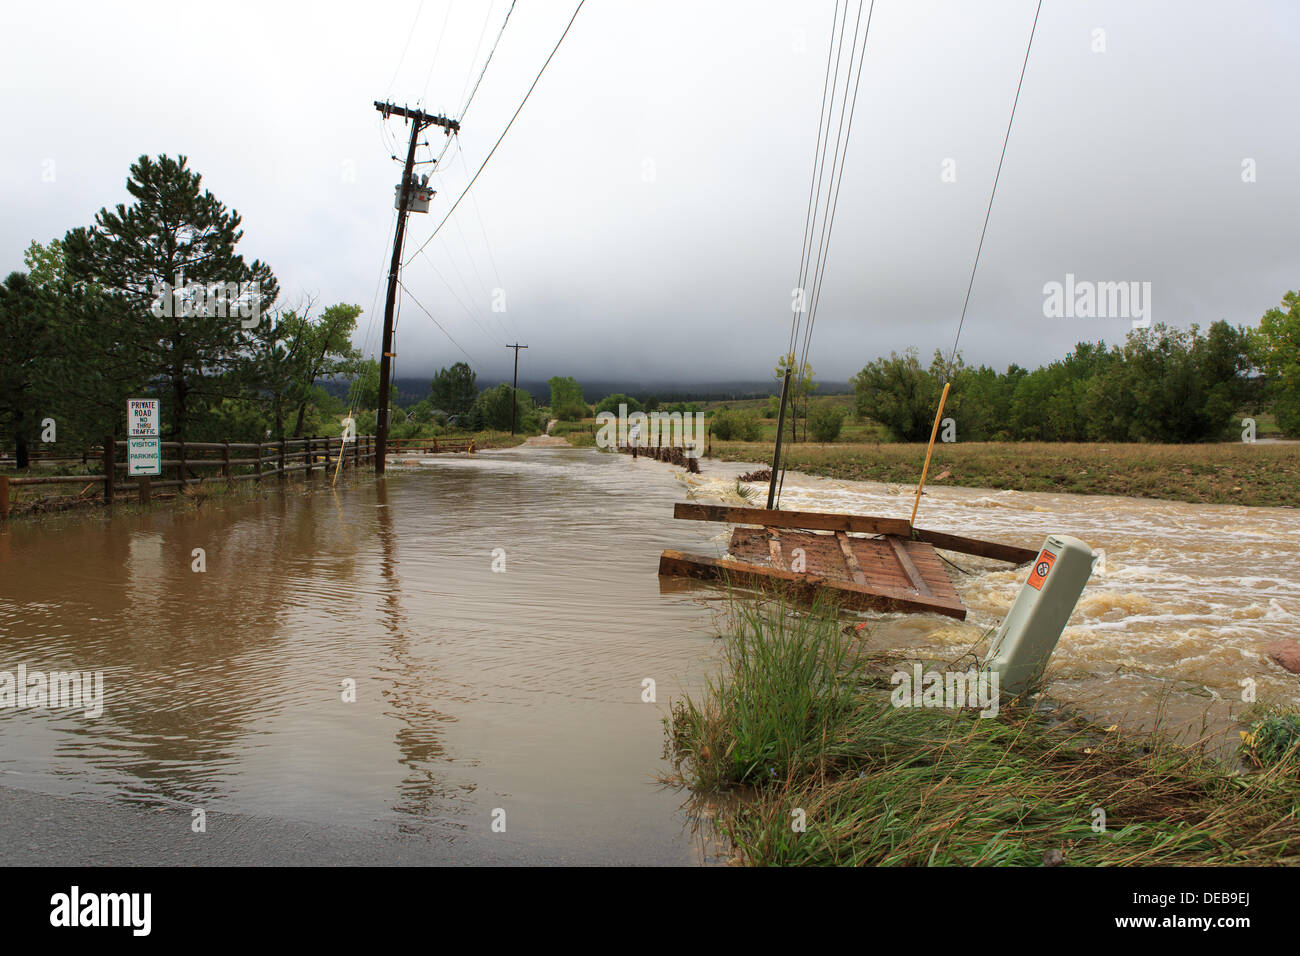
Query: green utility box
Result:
<box><xmin>982</xmin><ymin>534</ymin><xmax>1096</xmax><ymax>698</ymax></box>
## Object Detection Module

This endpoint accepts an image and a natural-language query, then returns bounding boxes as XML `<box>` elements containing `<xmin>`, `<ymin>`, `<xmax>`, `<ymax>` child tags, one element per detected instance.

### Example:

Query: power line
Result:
<box><xmin>415</xmin><ymin>246</ymin><xmax>504</xmax><ymax>347</ymax></box>
<box><xmin>458</xmin><ymin>0</ymin><xmax>498</xmax><ymax>110</ymax></box>
<box><xmin>947</xmin><ymin>0</ymin><xmax>1043</xmax><ymax>373</ymax></box>
<box><xmin>458</xmin><ymin>144</ymin><xmax>520</xmax><ymax>340</ymax></box>
<box><xmin>458</xmin><ymin>0</ymin><xmax>517</xmax><ymax>121</ymax></box>
<box><xmin>797</xmin><ymin>0</ymin><xmax>874</xmax><ymax>386</ymax></box>
<box><xmin>397</xmin><ymin>277</ymin><xmax>479</xmax><ymax>364</ymax></box>
<box><xmin>788</xmin><ymin>0</ymin><xmax>844</xmax><ymax>359</ymax></box>
<box><xmin>420</xmin><ymin>0</ymin><xmax>457</xmax><ymax>109</ymax></box>
<box><xmin>385</xmin><ymin>0</ymin><xmax>427</xmax><ymax>96</ymax></box>
<box><xmin>404</xmin><ymin>0</ymin><xmax>586</xmax><ymax>267</ymax></box>
<box><xmin>774</xmin><ymin>0</ymin><xmax>875</xmax><ymax>508</ymax></box>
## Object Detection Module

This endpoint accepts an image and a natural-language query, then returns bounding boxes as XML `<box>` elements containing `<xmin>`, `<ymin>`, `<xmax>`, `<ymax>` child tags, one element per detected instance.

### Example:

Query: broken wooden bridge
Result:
<box><xmin>658</xmin><ymin>503</ymin><xmax>1039</xmax><ymax>620</ymax></box>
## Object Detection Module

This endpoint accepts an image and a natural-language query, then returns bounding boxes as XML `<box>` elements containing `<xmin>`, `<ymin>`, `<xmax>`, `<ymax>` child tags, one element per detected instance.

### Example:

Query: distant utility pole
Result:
<box><xmin>506</xmin><ymin>343</ymin><xmax>528</xmax><ymax>435</ymax></box>
<box><xmin>373</xmin><ymin>100</ymin><xmax>459</xmax><ymax>475</ymax></box>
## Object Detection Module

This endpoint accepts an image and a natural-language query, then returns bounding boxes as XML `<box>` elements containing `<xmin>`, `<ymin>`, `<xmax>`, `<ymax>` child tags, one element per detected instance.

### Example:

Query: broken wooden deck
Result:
<box><xmin>658</xmin><ymin>502</ymin><xmax>1039</xmax><ymax>620</ymax></box>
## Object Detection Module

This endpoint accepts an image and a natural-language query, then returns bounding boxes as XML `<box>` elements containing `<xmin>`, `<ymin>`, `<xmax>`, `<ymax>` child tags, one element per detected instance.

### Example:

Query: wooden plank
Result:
<box><xmin>834</xmin><ymin>531</ymin><xmax>867</xmax><ymax>586</ymax></box>
<box><xmin>674</xmin><ymin>502</ymin><xmax>911</xmax><ymax>537</ymax></box>
<box><xmin>911</xmin><ymin>527</ymin><xmax>1038</xmax><ymax>565</ymax></box>
<box><xmin>886</xmin><ymin>535</ymin><xmax>932</xmax><ymax>595</ymax></box>
<box><xmin>658</xmin><ymin>549</ymin><xmax>966</xmax><ymax>620</ymax></box>
<box><xmin>766</xmin><ymin>528</ymin><xmax>785</xmax><ymax>571</ymax></box>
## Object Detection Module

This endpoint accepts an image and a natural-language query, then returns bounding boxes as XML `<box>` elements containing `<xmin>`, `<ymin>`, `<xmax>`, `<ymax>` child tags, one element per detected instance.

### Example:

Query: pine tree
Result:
<box><xmin>63</xmin><ymin>154</ymin><xmax>278</xmax><ymax>439</ymax></box>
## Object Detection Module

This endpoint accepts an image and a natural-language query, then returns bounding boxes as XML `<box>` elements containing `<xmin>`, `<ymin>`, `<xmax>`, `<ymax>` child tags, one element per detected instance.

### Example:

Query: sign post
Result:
<box><xmin>127</xmin><ymin>399</ymin><xmax>161</xmax><ymax>477</ymax></box>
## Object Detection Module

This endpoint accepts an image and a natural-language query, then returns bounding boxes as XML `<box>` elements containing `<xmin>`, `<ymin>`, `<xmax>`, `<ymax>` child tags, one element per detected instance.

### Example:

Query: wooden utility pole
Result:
<box><xmin>506</xmin><ymin>343</ymin><xmax>528</xmax><ymax>435</ymax></box>
<box><xmin>373</xmin><ymin>101</ymin><xmax>459</xmax><ymax>474</ymax></box>
<box><xmin>766</xmin><ymin>367</ymin><xmax>792</xmax><ymax>509</ymax></box>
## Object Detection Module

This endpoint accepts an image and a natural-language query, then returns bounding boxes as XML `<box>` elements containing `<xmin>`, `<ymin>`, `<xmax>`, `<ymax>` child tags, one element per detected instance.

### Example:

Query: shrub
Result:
<box><xmin>807</xmin><ymin>403</ymin><xmax>846</xmax><ymax>442</ymax></box>
<box><xmin>711</xmin><ymin>407</ymin><xmax>760</xmax><ymax>441</ymax></box>
<box><xmin>594</xmin><ymin>393</ymin><xmax>642</xmax><ymax>415</ymax></box>
<box><xmin>555</xmin><ymin>401</ymin><xmax>589</xmax><ymax>421</ymax></box>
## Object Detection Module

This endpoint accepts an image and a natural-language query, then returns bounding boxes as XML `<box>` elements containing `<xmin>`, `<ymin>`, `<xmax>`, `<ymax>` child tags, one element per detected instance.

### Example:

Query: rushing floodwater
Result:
<box><xmin>690</xmin><ymin>462</ymin><xmax>1300</xmax><ymax>742</ymax></box>
<box><xmin>2</xmin><ymin>446</ymin><xmax>1297</xmax><ymax>863</ymax></box>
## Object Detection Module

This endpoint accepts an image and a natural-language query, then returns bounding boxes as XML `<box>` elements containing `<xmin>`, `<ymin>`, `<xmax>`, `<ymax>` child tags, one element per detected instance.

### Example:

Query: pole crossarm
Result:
<box><xmin>373</xmin><ymin>101</ymin><xmax>461</xmax><ymax>133</ymax></box>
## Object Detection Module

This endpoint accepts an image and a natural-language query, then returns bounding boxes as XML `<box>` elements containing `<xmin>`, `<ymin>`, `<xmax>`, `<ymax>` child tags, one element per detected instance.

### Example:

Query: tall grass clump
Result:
<box><xmin>666</xmin><ymin>592</ymin><xmax>865</xmax><ymax>789</ymax></box>
<box><xmin>668</xmin><ymin>592</ymin><xmax>1300</xmax><ymax>865</ymax></box>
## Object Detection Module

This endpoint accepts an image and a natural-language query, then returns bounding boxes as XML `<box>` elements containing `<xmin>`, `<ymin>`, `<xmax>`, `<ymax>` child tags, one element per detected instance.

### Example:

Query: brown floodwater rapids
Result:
<box><xmin>1</xmin><ymin>445</ymin><xmax>1296</xmax><ymax>862</ymax></box>
<box><xmin>686</xmin><ymin>460</ymin><xmax>1300</xmax><ymax>744</ymax></box>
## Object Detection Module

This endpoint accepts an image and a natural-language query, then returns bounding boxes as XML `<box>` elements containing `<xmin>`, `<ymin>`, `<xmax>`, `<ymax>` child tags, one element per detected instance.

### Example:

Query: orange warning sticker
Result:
<box><xmin>1027</xmin><ymin>550</ymin><xmax>1056</xmax><ymax>590</ymax></box>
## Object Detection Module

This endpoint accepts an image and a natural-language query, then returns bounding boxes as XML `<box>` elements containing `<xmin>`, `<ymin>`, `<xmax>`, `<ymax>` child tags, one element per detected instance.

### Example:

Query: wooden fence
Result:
<box><xmin>385</xmin><ymin>436</ymin><xmax>475</xmax><ymax>455</ymax></box>
<box><xmin>0</xmin><ymin>435</ymin><xmax>379</xmax><ymax>520</ymax></box>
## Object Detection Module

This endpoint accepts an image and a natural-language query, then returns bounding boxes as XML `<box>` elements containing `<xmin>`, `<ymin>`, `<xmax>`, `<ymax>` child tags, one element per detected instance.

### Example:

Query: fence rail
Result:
<box><xmin>0</xmin><ymin>435</ymin><xmax>379</xmax><ymax>520</ymax></box>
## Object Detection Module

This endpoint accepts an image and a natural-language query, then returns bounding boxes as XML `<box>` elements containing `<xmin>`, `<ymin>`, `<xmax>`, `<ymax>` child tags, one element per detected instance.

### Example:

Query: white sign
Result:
<box><xmin>128</xmin><ymin>399</ymin><xmax>159</xmax><ymax>438</ymax></box>
<box><xmin>127</xmin><ymin>398</ymin><xmax>161</xmax><ymax>476</ymax></box>
<box><xmin>128</xmin><ymin>438</ymin><xmax>161</xmax><ymax>476</ymax></box>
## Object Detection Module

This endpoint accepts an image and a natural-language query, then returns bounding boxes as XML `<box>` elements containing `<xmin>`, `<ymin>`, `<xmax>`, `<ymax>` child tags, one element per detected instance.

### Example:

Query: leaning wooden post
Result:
<box><xmin>103</xmin><ymin>435</ymin><xmax>115</xmax><ymax>507</ymax></box>
<box><xmin>910</xmin><ymin>381</ymin><xmax>952</xmax><ymax>528</ymax></box>
<box><xmin>766</xmin><ymin>367</ymin><xmax>793</xmax><ymax>509</ymax></box>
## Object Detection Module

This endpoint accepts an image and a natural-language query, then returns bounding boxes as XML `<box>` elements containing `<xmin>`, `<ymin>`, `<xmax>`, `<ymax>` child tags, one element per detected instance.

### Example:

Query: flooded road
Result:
<box><xmin>2</xmin><ymin>446</ymin><xmax>1296</xmax><ymax>863</ymax></box>
<box><xmin>0</xmin><ymin>447</ymin><xmax>727</xmax><ymax>864</ymax></box>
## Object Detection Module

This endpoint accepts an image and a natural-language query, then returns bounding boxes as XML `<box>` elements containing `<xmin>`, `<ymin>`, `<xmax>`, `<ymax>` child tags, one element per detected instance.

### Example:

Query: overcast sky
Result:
<box><xmin>3</xmin><ymin>0</ymin><xmax>1298</xmax><ymax>387</ymax></box>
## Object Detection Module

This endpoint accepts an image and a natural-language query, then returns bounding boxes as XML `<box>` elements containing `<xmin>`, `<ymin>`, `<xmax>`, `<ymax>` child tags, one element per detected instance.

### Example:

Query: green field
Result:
<box><xmin>706</xmin><ymin>438</ymin><xmax>1300</xmax><ymax>507</ymax></box>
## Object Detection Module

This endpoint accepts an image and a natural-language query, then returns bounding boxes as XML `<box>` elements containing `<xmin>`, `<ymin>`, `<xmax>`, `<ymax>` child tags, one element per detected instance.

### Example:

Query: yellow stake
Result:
<box><xmin>909</xmin><ymin>381</ymin><xmax>951</xmax><ymax>527</ymax></box>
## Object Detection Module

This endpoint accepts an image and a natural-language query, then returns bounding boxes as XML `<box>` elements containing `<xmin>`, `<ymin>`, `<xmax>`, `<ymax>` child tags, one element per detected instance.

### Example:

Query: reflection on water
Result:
<box><xmin>3</xmin><ymin>446</ymin><xmax>1294</xmax><ymax>861</ymax></box>
<box><xmin>0</xmin><ymin>448</ymin><xmax>724</xmax><ymax>863</ymax></box>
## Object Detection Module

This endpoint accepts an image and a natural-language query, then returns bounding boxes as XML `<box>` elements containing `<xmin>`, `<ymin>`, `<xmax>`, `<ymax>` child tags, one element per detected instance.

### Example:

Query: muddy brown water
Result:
<box><xmin>1</xmin><ymin>446</ymin><xmax>1296</xmax><ymax>862</ymax></box>
<box><xmin>687</xmin><ymin>462</ymin><xmax>1300</xmax><ymax>744</ymax></box>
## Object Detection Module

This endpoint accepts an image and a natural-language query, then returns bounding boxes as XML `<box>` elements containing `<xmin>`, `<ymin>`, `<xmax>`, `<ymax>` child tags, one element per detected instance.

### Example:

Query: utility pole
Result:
<box><xmin>506</xmin><ymin>343</ymin><xmax>528</xmax><ymax>435</ymax></box>
<box><xmin>373</xmin><ymin>100</ymin><xmax>459</xmax><ymax>474</ymax></box>
<box><xmin>766</xmin><ymin>367</ymin><xmax>792</xmax><ymax>509</ymax></box>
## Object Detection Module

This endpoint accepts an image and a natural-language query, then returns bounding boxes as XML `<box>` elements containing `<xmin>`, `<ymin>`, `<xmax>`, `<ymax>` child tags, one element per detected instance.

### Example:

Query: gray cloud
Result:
<box><xmin>3</xmin><ymin>0</ymin><xmax>1296</xmax><ymax>386</ymax></box>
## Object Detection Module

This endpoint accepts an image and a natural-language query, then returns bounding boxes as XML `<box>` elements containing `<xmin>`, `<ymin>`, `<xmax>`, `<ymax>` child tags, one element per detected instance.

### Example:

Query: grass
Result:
<box><xmin>665</xmin><ymin>593</ymin><xmax>1300</xmax><ymax>866</ymax></box>
<box><xmin>707</xmin><ymin>439</ymin><xmax>1300</xmax><ymax>508</ymax></box>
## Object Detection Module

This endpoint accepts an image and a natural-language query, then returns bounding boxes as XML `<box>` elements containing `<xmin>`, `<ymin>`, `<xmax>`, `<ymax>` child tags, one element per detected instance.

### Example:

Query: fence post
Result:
<box><xmin>255</xmin><ymin>441</ymin><xmax>263</xmax><ymax>484</ymax></box>
<box><xmin>0</xmin><ymin>474</ymin><xmax>9</xmax><ymax>521</ymax></box>
<box><xmin>278</xmin><ymin>439</ymin><xmax>287</xmax><ymax>480</ymax></box>
<box><xmin>324</xmin><ymin>436</ymin><xmax>332</xmax><ymax>473</ymax></box>
<box><xmin>104</xmin><ymin>435</ymin><xmax>115</xmax><ymax>507</ymax></box>
<box><xmin>177</xmin><ymin>439</ymin><xmax>186</xmax><ymax>488</ymax></box>
<box><xmin>222</xmin><ymin>441</ymin><xmax>232</xmax><ymax>485</ymax></box>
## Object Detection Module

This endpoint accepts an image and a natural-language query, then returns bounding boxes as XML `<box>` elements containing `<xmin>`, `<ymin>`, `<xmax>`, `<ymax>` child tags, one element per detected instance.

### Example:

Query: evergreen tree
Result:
<box><xmin>63</xmin><ymin>154</ymin><xmax>278</xmax><ymax>439</ymax></box>
<box><xmin>430</xmin><ymin>362</ymin><xmax>478</xmax><ymax>417</ymax></box>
